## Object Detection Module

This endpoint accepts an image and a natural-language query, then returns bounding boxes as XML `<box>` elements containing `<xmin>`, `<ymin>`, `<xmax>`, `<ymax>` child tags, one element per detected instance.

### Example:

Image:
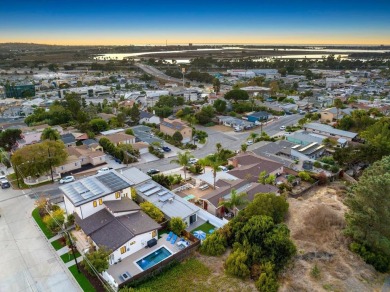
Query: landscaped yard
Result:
<box><xmin>31</xmin><ymin>208</ymin><xmax>54</xmax><ymax>239</ymax></box>
<box><xmin>51</xmin><ymin>238</ymin><xmax>65</xmax><ymax>250</ymax></box>
<box><xmin>7</xmin><ymin>173</ymin><xmax>53</xmax><ymax>190</ymax></box>
<box><xmin>190</xmin><ymin>222</ymin><xmax>215</xmax><ymax>234</ymax></box>
<box><xmin>68</xmin><ymin>265</ymin><xmax>96</xmax><ymax>292</ymax></box>
<box><xmin>61</xmin><ymin>251</ymin><xmax>81</xmax><ymax>263</ymax></box>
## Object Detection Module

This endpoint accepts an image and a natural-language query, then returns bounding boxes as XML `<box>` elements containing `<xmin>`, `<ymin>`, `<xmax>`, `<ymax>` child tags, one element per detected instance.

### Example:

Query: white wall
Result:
<box><xmin>109</xmin><ymin>231</ymin><xmax>158</xmax><ymax>264</ymax></box>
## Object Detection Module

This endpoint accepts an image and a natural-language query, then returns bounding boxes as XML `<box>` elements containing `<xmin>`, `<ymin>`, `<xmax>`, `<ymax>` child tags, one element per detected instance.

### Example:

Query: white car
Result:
<box><xmin>97</xmin><ymin>167</ymin><xmax>112</xmax><ymax>174</ymax></box>
<box><xmin>246</xmin><ymin>140</ymin><xmax>253</xmax><ymax>146</ymax></box>
<box><xmin>60</xmin><ymin>176</ymin><xmax>75</xmax><ymax>184</ymax></box>
<box><xmin>280</xmin><ymin>126</ymin><xmax>286</xmax><ymax>130</ymax></box>
<box><xmin>189</xmin><ymin>158</ymin><xmax>198</xmax><ymax>164</ymax></box>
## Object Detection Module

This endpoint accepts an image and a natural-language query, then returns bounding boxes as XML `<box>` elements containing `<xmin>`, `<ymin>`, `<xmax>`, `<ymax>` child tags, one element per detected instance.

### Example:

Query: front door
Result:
<box><xmin>189</xmin><ymin>214</ymin><xmax>197</xmax><ymax>225</ymax></box>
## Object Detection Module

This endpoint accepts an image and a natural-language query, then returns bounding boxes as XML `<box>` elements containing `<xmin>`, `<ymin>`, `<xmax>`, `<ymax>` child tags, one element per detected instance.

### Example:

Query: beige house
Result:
<box><xmin>100</xmin><ymin>133</ymin><xmax>135</xmax><ymax>147</ymax></box>
<box><xmin>320</xmin><ymin>107</ymin><xmax>353</xmax><ymax>123</ymax></box>
<box><xmin>160</xmin><ymin>118</ymin><xmax>192</xmax><ymax>143</ymax></box>
<box><xmin>54</xmin><ymin>155</ymin><xmax>81</xmax><ymax>174</ymax></box>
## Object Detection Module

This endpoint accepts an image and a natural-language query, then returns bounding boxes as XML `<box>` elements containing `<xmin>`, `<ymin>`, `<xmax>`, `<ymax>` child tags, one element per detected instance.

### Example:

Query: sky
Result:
<box><xmin>1</xmin><ymin>0</ymin><xmax>390</xmax><ymax>46</ymax></box>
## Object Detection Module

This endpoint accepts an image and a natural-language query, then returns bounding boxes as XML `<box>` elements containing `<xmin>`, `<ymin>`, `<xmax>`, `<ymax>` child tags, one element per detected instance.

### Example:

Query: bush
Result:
<box><xmin>140</xmin><ymin>201</ymin><xmax>165</xmax><ymax>223</ymax></box>
<box><xmin>168</xmin><ymin>217</ymin><xmax>186</xmax><ymax>236</ymax></box>
<box><xmin>298</xmin><ymin>171</ymin><xmax>312</xmax><ymax>182</ymax></box>
<box><xmin>313</xmin><ymin>161</ymin><xmax>321</xmax><ymax>168</ymax></box>
<box><xmin>224</xmin><ymin>248</ymin><xmax>250</xmax><ymax>279</ymax></box>
<box><xmin>199</xmin><ymin>232</ymin><xmax>227</xmax><ymax>256</ymax></box>
<box><xmin>331</xmin><ymin>165</ymin><xmax>339</xmax><ymax>173</ymax></box>
<box><xmin>255</xmin><ymin>262</ymin><xmax>279</xmax><ymax>292</ymax></box>
<box><xmin>43</xmin><ymin>209</ymin><xmax>65</xmax><ymax>232</ymax></box>
<box><xmin>310</xmin><ymin>264</ymin><xmax>321</xmax><ymax>279</ymax></box>
<box><xmin>349</xmin><ymin>242</ymin><xmax>390</xmax><ymax>272</ymax></box>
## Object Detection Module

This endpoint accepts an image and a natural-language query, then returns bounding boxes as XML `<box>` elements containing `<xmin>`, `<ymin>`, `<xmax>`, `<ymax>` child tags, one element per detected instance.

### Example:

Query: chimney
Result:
<box><xmin>232</xmin><ymin>157</ymin><xmax>238</xmax><ymax>168</ymax></box>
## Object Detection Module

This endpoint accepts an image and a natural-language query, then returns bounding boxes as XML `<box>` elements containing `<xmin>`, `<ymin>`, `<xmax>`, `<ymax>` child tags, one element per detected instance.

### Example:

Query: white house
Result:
<box><xmin>139</xmin><ymin>111</ymin><xmax>160</xmax><ymax>125</ymax></box>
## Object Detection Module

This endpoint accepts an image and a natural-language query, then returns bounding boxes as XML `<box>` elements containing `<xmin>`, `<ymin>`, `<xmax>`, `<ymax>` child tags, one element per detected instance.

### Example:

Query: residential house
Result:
<box><xmin>82</xmin><ymin>139</ymin><xmax>103</xmax><ymax>151</ymax></box>
<box><xmin>246</xmin><ymin>111</ymin><xmax>269</xmax><ymax>123</ymax></box>
<box><xmin>320</xmin><ymin>107</ymin><xmax>354</xmax><ymax>122</ymax></box>
<box><xmin>304</xmin><ymin>122</ymin><xmax>358</xmax><ymax>141</ymax></box>
<box><xmin>160</xmin><ymin>118</ymin><xmax>192</xmax><ymax>143</ymax></box>
<box><xmin>100</xmin><ymin>133</ymin><xmax>135</xmax><ymax>147</ymax></box>
<box><xmin>60</xmin><ymin>133</ymin><xmax>77</xmax><ymax>147</ymax></box>
<box><xmin>139</xmin><ymin>111</ymin><xmax>160</xmax><ymax>125</ymax></box>
<box><xmin>66</xmin><ymin>145</ymin><xmax>106</xmax><ymax>166</ymax></box>
<box><xmin>201</xmin><ymin>179</ymin><xmax>278</xmax><ymax>217</ymax></box>
<box><xmin>54</xmin><ymin>155</ymin><xmax>81</xmax><ymax>174</ymax></box>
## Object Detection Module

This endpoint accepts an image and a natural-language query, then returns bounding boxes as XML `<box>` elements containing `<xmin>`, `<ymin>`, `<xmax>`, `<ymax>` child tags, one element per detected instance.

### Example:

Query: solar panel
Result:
<box><xmin>157</xmin><ymin>190</ymin><xmax>168</xmax><ymax>197</ymax></box>
<box><xmin>144</xmin><ymin>187</ymin><xmax>161</xmax><ymax>196</ymax></box>
<box><xmin>138</xmin><ymin>183</ymin><xmax>155</xmax><ymax>193</ymax></box>
<box><xmin>96</xmin><ymin>172</ymin><xmax>130</xmax><ymax>191</ymax></box>
<box><xmin>159</xmin><ymin>193</ymin><xmax>174</xmax><ymax>202</ymax></box>
<box><xmin>83</xmin><ymin>179</ymin><xmax>104</xmax><ymax>195</ymax></box>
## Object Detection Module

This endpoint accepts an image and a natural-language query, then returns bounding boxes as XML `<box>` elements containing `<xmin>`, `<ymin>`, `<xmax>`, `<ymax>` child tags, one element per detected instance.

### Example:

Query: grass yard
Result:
<box><xmin>31</xmin><ymin>208</ymin><xmax>55</xmax><ymax>239</ymax></box>
<box><xmin>190</xmin><ymin>222</ymin><xmax>215</xmax><ymax>234</ymax></box>
<box><xmin>51</xmin><ymin>238</ymin><xmax>65</xmax><ymax>250</ymax></box>
<box><xmin>68</xmin><ymin>265</ymin><xmax>96</xmax><ymax>292</ymax></box>
<box><xmin>61</xmin><ymin>251</ymin><xmax>81</xmax><ymax>263</ymax></box>
<box><xmin>134</xmin><ymin>257</ymin><xmax>211</xmax><ymax>291</ymax></box>
<box><xmin>7</xmin><ymin>173</ymin><xmax>53</xmax><ymax>190</ymax></box>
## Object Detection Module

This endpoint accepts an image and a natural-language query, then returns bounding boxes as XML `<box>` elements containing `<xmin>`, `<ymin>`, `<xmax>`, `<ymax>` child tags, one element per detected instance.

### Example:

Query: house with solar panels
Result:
<box><xmin>160</xmin><ymin>118</ymin><xmax>193</xmax><ymax>143</ymax></box>
<box><xmin>60</xmin><ymin>170</ymin><xmax>161</xmax><ymax>266</ymax></box>
<box><xmin>135</xmin><ymin>180</ymin><xmax>199</xmax><ymax>227</ymax></box>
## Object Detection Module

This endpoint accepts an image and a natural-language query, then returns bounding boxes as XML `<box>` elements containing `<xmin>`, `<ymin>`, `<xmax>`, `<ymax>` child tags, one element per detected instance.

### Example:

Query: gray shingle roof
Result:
<box><xmin>104</xmin><ymin>197</ymin><xmax>141</xmax><ymax>213</ymax></box>
<box><xmin>304</xmin><ymin>122</ymin><xmax>357</xmax><ymax>139</ymax></box>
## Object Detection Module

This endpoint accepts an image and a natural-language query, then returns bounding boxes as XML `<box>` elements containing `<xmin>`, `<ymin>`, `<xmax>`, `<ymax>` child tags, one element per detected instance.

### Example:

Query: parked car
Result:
<box><xmin>59</xmin><ymin>176</ymin><xmax>75</xmax><ymax>184</ymax></box>
<box><xmin>246</xmin><ymin>140</ymin><xmax>253</xmax><ymax>146</ymax></box>
<box><xmin>189</xmin><ymin>158</ymin><xmax>198</xmax><ymax>164</ymax></box>
<box><xmin>162</xmin><ymin>146</ymin><xmax>171</xmax><ymax>152</ymax></box>
<box><xmin>114</xmin><ymin>158</ymin><xmax>122</xmax><ymax>164</ymax></box>
<box><xmin>218</xmin><ymin>166</ymin><xmax>228</xmax><ymax>172</ymax></box>
<box><xmin>280</xmin><ymin>126</ymin><xmax>286</xmax><ymax>130</ymax></box>
<box><xmin>97</xmin><ymin>167</ymin><xmax>113</xmax><ymax>174</ymax></box>
<box><xmin>157</xmin><ymin>148</ymin><xmax>165</xmax><ymax>153</ymax></box>
<box><xmin>147</xmin><ymin>169</ymin><xmax>160</xmax><ymax>175</ymax></box>
<box><xmin>1</xmin><ymin>179</ymin><xmax>10</xmax><ymax>189</ymax></box>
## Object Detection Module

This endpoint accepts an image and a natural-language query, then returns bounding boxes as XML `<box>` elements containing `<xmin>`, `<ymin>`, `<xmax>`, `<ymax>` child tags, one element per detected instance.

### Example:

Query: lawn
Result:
<box><xmin>31</xmin><ymin>208</ymin><xmax>55</xmax><ymax>239</ymax></box>
<box><xmin>7</xmin><ymin>173</ymin><xmax>53</xmax><ymax>190</ymax></box>
<box><xmin>68</xmin><ymin>265</ymin><xmax>96</xmax><ymax>292</ymax></box>
<box><xmin>61</xmin><ymin>251</ymin><xmax>81</xmax><ymax>263</ymax></box>
<box><xmin>134</xmin><ymin>257</ymin><xmax>211</xmax><ymax>291</ymax></box>
<box><xmin>190</xmin><ymin>222</ymin><xmax>215</xmax><ymax>234</ymax></box>
<box><xmin>51</xmin><ymin>238</ymin><xmax>65</xmax><ymax>251</ymax></box>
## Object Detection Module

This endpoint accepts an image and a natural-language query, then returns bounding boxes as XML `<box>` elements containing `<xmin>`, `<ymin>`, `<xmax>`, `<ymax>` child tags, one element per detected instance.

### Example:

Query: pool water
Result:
<box><xmin>136</xmin><ymin>247</ymin><xmax>172</xmax><ymax>270</ymax></box>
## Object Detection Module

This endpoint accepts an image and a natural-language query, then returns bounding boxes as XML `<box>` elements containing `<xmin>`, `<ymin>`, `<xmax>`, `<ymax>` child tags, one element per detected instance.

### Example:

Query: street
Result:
<box><xmin>136</xmin><ymin>63</ymin><xmax>184</xmax><ymax>84</ymax></box>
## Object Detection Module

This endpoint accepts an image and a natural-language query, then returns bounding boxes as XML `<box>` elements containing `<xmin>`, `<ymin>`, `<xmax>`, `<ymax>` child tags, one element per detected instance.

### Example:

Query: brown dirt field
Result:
<box><xmin>195</xmin><ymin>251</ymin><xmax>257</xmax><ymax>292</ymax></box>
<box><xmin>280</xmin><ymin>182</ymin><xmax>386</xmax><ymax>292</ymax></box>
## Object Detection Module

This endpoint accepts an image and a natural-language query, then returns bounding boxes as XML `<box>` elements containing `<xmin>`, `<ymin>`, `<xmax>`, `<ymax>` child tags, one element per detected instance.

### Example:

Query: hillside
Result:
<box><xmin>280</xmin><ymin>183</ymin><xmax>386</xmax><ymax>291</ymax></box>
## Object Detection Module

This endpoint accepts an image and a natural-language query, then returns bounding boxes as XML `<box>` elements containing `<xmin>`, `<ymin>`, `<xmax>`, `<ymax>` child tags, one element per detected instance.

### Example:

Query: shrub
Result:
<box><xmin>168</xmin><ymin>217</ymin><xmax>186</xmax><ymax>236</ymax></box>
<box><xmin>298</xmin><ymin>171</ymin><xmax>312</xmax><ymax>182</ymax></box>
<box><xmin>82</xmin><ymin>246</ymin><xmax>111</xmax><ymax>274</ymax></box>
<box><xmin>225</xmin><ymin>248</ymin><xmax>250</xmax><ymax>279</ymax></box>
<box><xmin>310</xmin><ymin>264</ymin><xmax>321</xmax><ymax>279</ymax></box>
<box><xmin>140</xmin><ymin>201</ymin><xmax>165</xmax><ymax>223</ymax></box>
<box><xmin>43</xmin><ymin>209</ymin><xmax>65</xmax><ymax>232</ymax></box>
<box><xmin>331</xmin><ymin>165</ymin><xmax>339</xmax><ymax>173</ymax></box>
<box><xmin>255</xmin><ymin>262</ymin><xmax>279</xmax><ymax>292</ymax></box>
<box><xmin>67</xmin><ymin>214</ymin><xmax>75</xmax><ymax>226</ymax></box>
<box><xmin>349</xmin><ymin>242</ymin><xmax>390</xmax><ymax>272</ymax></box>
<box><xmin>199</xmin><ymin>232</ymin><xmax>227</xmax><ymax>256</ymax></box>
<box><xmin>313</xmin><ymin>161</ymin><xmax>321</xmax><ymax>168</ymax></box>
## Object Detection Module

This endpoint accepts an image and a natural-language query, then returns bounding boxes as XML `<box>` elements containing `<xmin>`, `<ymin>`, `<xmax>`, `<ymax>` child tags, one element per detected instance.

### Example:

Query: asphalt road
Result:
<box><xmin>136</xmin><ymin>63</ymin><xmax>184</xmax><ymax>84</ymax></box>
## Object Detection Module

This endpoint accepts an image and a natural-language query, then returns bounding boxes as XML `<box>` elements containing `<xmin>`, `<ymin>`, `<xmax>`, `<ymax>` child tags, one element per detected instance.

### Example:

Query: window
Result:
<box><xmin>115</xmin><ymin>192</ymin><xmax>120</xmax><ymax>199</ymax></box>
<box><xmin>93</xmin><ymin>201</ymin><xmax>97</xmax><ymax>207</ymax></box>
<box><xmin>99</xmin><ymin>198</ymin><xmax>103</xmax><ymax>205</ymax></box>
<box><xmin>151</xmin><ymin>230</ymin><xmax>157</xmax><ymax>238</ymax></box>
<box><xmin>120</xmin><ymin>246</ymin><xmax>126</xmax><ymax>254</ymax></box>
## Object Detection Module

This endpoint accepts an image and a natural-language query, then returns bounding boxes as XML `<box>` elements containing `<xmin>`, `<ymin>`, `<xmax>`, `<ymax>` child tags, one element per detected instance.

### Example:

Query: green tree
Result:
<box><xmin>43</xmin><ymin>208</ymin><xmax>65</xmax><ymax>232</ymax></box>
<box><xmin>82</xmin><ymin>246</ymin><xmax>111</xmax><ymax>275</ymax></box>
<box><xmin>151</xmin><ymin>173</ymin><xmax>172</xmax><ymax>189</ymax></box>
<box><xmin>360</xmin><ymin>118</ymin><xmax>390</xmax><ymax>162</ymax></box>
<box><xmin>129</xmin><ymin>104</ymin><xmax>140</xmax><ymax>124</ymax></box>
<box><xmin>125</xmin><ymin>128</ymin><xmax>134</xmax><ymax>135</ymax></box>
<box><xmin>255</xmin><ymin>262</ymin><xmax>279</xmax><ymax>292</ymax></box>
<box><xmin>225</xmin><ymin>248</ymin><xmax>250</xmax><ymax>279</ymax></box>
<box><xmin>0</xmin><ymin>129</ymin><xmax>22</xmax><ymax>151</ymax></box>
<box><xmin>205</xmin><ymin>154</ymin><xmax>223</xmax><ymax>189</ymax></box>
<box><xmin>258</xmin><ymin>171</ymin><xmax>276</xmax><ymax>185</ymax></box>
<box><xmin>334</xmin><ymin>98</ymin><xmax>344</xmax><ymax>120</ymax></box>
<box><xmin>213</xmin><ymin>99</ymin><xmax>226</xmax><ymax>113</ymax></box>
<box><xmin>40</xmin><ymin>127</ymin><xmax>60</xmax><ymax>141</ymax></box>
<box><xmin>11</xmin><ymin>140</ymin><xmax>68</xmax><ymax>178</ymax></box>
<box><xmin>244</xmin><ymin>193</ymin><xmax>289</xmax><ymax>224</ymax></box>
<box><xmin>298</xmin><ymin>171</ymin><xmax>312</xmax><ymax>182</ymax></box>
<box><xmin>247</xmin><ymin>132</ymin><xmax>258</xmax><ymax>142</ymax></box>
<box><xmin>195</xmin><ymin>105</ymin><xmax>215</xmax><ymax>125</ymax></box>
<box><xmin>219</xmin><ymin>189</ymin><xmax>248</xmax><ymax>216</ymax></box>
<box><xmin>345</xmin><ymin>156</ymin><xmax>390</xmax><ymax>270</ymax></box>
<box><xmin>170</xmin><ymin>151</ymin><xmax>194</xmax><ymax>181</ymax></box>
<box><xmin>172</xmin><ymin>131</ymin><xmax>183</xmax><ymax>143</ymax></box>
<box><xmin>224</xmin><ymin>89</ymin><xmax>249</xmax><ymax>103</ymax></box>
<box><xmin>199</xmin><ymin>232</ymin><xmax>227</xmax><ymax>256</ymax></box>
<box><xmin>168</xmin><ymin>217</ymin><xmax>186</xmax><ymax>236</ymax></box>
<box><xmin>241</xmin><ymin>143</ymin><xmax>248</xmax><ymax>153</ymax></box>
<box><xmin>212</xmin><ymin>78</ymin><xmax>221</xmax><ymax>93</ymax></box>
<box><xmin>140</xmin><ymin>201</ymin><xmax>165</xmax><ymax>223</ymax></box>
<box><xmin>89</xmin><ymin>118</ymin><xmax>109</xmax><ymax>133</ymax></box>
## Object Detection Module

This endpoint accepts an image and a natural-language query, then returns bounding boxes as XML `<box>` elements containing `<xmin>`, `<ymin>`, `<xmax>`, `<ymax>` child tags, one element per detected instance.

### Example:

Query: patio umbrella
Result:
<box><xmin>193</xmin><ymin>230</ymin><xmax>207</xmax><ymax>240</ymax></box>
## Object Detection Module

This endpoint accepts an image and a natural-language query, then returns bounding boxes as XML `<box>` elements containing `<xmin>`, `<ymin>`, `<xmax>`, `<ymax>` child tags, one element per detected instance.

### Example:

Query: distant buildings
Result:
<box><xmin>160</xmin><ymin>118</ymin><xmax>192</xmax><ymax>143</ymax></box>
<box><xmin>5</xmin><ymin>84</ymin><xmax>35</xmax><ymax>98</ymax></box>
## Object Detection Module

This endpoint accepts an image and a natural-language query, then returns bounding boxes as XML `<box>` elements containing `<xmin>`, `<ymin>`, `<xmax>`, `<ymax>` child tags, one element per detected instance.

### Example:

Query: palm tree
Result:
<box><xmin>206</xmin><ymin>155</ymin><xmax>223</xmax><ymax>189</ymax></box>
<box><xmin>170</xmin><ymin>151</ymin><xmax>194</xmax><ymax>181</ymax></box>
<box><xmin>41</xmin><ymin>127</ymin><xmax>60</xmax><ymax>141</ymax></box>
<box><xmin>247</xmin><ymin>132</ymin><xmax>258</xmax><ymax>142</ymax></box>
<box><xmin>197</xmin><ymin>158</ymin><xmax>208</xmax><ymax>174</ymax></box>
<box><xmin>216</xmin><ymin>143</ymin><xmax>222</xmax><ymax>153</ymax></box>
<box><xmin>218</xmin><ymin>189</ymin><xmax>248</xmax><ymax>217</ymax></box>
<box><xmin>334</xmin><ymin>98</ymin><xmax>343</xmax><ymax>121</ymax></box>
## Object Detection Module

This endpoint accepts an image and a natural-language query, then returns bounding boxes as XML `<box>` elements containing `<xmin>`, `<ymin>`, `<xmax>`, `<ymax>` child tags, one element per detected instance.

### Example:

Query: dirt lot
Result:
<box><xmin>280</xmin><ymin>183</ymin><xmax>386</xmax><ymax>292</ymax></box>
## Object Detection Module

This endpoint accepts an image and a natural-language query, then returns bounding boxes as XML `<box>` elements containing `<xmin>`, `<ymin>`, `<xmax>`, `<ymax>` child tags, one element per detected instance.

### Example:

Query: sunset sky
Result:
<box><xmin>1</xmin><ymin>0</ymin><xmax>390</xmax><ymax>45</ymax></box>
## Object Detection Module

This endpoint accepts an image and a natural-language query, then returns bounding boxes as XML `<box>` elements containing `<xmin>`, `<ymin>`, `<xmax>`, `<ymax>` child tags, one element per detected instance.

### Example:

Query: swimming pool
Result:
<box><xmin>136</xmin><ymin>247</ymin><xmax>172</xmax><ymax>270</ymax></box>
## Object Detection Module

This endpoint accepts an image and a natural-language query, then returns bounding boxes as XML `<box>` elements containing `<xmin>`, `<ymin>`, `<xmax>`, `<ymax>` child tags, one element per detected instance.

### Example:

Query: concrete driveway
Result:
<box><xmin>0</xmin><ymin>188</ymin><xmax>80</xmax><ymax>292</ymax></box>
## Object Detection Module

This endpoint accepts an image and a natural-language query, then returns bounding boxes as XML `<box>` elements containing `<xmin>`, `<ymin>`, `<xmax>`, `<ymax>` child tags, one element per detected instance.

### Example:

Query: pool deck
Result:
<box><xmin>106</xmin><ymin>233</ymin><xmax>187</xmax><ymax>285</ymax></box>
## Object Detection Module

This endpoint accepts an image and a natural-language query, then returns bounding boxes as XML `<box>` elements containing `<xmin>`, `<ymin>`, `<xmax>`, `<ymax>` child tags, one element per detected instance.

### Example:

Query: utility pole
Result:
<box><xmin>182</xmin><ymin>67</ymin><xmax>186</xmax><ymax>88</ymax></box>
<box><xmin>65</xmin><ymin>231</ymin><xmax>81</xmax><ymax>273</ymax></box>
